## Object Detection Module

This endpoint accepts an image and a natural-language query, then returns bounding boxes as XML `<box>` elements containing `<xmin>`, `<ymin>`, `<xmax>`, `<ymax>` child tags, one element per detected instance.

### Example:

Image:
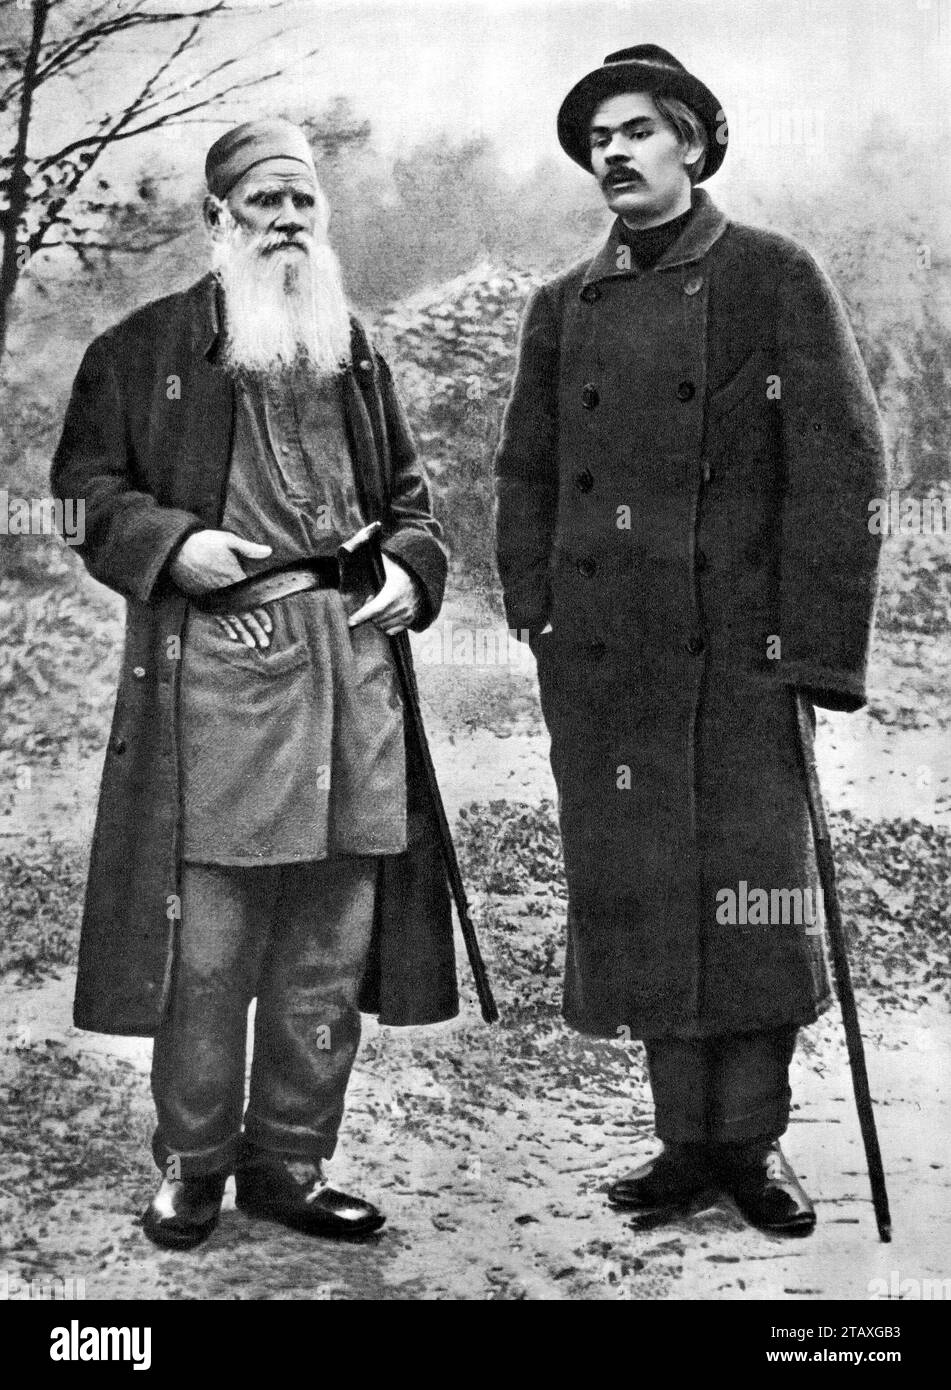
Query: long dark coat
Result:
<box><xmin>494</xmin><ymin>189</ymin><xmax>888</xmax><ymax>1040</ymax></box>
<box><xmin>52</xmin><ymin>274</ymin><xmax>459</xmax><ymax>1036</ymax></box>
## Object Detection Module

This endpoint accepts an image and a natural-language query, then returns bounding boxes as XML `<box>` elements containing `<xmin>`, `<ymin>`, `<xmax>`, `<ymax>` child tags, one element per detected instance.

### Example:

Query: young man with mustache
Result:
<box><xmin>52</xmin><ymin>119</ymin><xmax>459</xmax><ymax>1249</ymax></box>
<box><xmin>494</xmin><ymin>48</ymin><xmax>887</xmax><ymax>1235</ymax></box>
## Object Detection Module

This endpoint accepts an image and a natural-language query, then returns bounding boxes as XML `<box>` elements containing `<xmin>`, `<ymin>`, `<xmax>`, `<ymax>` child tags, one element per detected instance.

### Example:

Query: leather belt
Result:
<box><xmin>191</xmin><ymin>559</ymin><xmax>339</xmax><ymax>616</ymax></box>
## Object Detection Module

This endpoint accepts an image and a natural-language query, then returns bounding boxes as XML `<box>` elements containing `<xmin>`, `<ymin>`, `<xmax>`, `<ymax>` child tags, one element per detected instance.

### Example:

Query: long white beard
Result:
<box><xmin>211</xmin><ymin>221</ymin><xmax>352</xmax><ymax>376</ymax></box>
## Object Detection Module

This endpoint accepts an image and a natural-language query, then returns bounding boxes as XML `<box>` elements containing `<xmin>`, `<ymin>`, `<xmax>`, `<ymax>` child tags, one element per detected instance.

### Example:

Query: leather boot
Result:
<box><xmin>716</xmin><ymin>1140</ymin><xmax>816</xmax><ymax>1235</ymax></box>
<box><xmin>141</xmin><ymin>1174</ymin><xmax>227</xmax><ymax>1250</ymax></box>
<box><xmin>235</xmin><ymin>1160</ymin><xmax>385</xmax><ymax>1239</ymax></box>
<box><xmin>607</xmin><ymin>1143</ymin><xmax>713</xmax><ymax>1211</ymax></box>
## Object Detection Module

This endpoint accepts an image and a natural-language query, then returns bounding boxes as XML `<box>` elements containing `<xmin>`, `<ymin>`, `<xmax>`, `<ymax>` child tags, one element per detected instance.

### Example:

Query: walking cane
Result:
<box><xmin>793</xmin><ymin>691</ymin><xmax>891</xmax><ymax>1241</ymax></box>
<box><xmin>340</xmin><ymin>522</ymin><xmax>499</xmax><ymax>1023</ymax></box>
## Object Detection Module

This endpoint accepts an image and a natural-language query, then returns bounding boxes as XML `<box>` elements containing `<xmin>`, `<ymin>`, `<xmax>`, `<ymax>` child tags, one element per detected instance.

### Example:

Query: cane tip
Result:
<box><xmin>879</xmin><ymin>1224</ymin><xmax>892</xmax><ymax>1243</ymax></box>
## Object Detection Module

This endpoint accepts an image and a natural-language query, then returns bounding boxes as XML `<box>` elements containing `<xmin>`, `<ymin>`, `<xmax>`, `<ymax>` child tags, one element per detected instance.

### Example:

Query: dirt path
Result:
<box><xmin>3</xmin><ymin>951</ymin><xmax>949</xmax><ymax>1302</ymax></box>
<box><xmin>2</xmin><ymin>681</ymin><xmax>949</xmax><ymax>1301</ymax></box>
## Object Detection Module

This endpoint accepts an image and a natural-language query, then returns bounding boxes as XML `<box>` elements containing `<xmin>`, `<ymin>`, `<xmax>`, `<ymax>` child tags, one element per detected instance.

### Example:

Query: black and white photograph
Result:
<box><xmin>0</xmin><ymin>0</ymin><xmax>948</xmax><ymax>1327</ymax></box>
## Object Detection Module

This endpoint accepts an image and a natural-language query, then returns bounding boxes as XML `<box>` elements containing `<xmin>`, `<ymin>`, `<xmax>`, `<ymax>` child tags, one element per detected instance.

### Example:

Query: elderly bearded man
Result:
<box><xmin>494</xmin><ymin>48</ymin><xmax>887</xmax><ymax>1235</ymax></box>
<box><xmin>52</xmin><ymin>120</ymin><xmax>459</xmax><ymax>1250</ymax></box>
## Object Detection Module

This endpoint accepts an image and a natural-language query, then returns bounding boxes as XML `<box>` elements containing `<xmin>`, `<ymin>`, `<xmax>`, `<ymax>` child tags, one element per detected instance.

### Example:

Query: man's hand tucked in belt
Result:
<box><xmin>170</xmin><ymin>529</ymin><xmax>274</xmax><ymax>594</ymax></box>
<box><xmin>347</xmin><ymin>552</ymin><xmax>422</xmax><ymax>637</ymax></box>
<box><xmin>170</xmin><ymin>528</ymin><xmax>276</xmax><ymax>648</ymax></box>
<box><xmin>171</xmin><ymin>530</ymin><xmax>421</xmax><ymax>648</ymax></box>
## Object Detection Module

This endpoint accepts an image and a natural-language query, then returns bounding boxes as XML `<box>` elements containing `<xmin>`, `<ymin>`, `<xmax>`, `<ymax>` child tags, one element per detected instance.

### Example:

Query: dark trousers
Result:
<box><xmin>643</xmin><ymin>1027</ymin><xmax>799</xmax><ymax>1146</ymax></box>
<box><xmin>151</xmin><ymin>857</ymin><xmax>377</xmax><ymax>1179</ymax></box>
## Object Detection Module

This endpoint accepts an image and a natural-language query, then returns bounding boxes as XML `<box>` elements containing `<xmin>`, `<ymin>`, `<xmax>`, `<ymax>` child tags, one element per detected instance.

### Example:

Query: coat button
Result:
<box><xmin>581</xmin><ymin>384</ymin><xmax>600</xmax><ymax>410</ymax></box>
<box><xmin>684</xmin><ymin>275</ymin><xmax>703</xmax><ymax>296</ymax></box>
<box><xmin>686</xmin><ymin>634</ymin><xmax>705</xmax><ymax>656</ymax></box>
<box><xmin>577</xmin><ymin>557</ymin><xmax>597</xmax><ymax>578</ymax></box>
<box><xmin>676</xmin><ymin>380</ymin><xmax>696</xmax><ymax>402</ymax></box>
<box><xmin>574</xmin><ymin>469</ymin><xmax>594</xmax><ymax>493</ymax></box>
<box><xmin>132</xmin><ymin>666</ymin><xmax>146</xmax><ymax>680</ymax></box>
<box><xmin>359</xmin><ymin>359</ymin><xmax>373</xmax><ymax>373</ymax></box>
<box><xmin>694</xmin><ymin>549</ymin><xmax>708</xmax><ymax>572</ymax></box>
<box><xmin>580</xmin><ymin>284</ymin><xmax>600</xmax><ymax>303</ymax></box>
<box><xmin>110</xmin><ymin>735</ymin><xmax>127</xmax><ymax>754</ymax></box>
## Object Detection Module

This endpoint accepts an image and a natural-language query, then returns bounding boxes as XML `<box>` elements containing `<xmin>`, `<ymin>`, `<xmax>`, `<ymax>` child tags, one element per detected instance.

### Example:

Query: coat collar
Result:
<box><xmin>581</xmin><ymin>187</ymin><xmax>729</xmax><ymax>289</ymax></box>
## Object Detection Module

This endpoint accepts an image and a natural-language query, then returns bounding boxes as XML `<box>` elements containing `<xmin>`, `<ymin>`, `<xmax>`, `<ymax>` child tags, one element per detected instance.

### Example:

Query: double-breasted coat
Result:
<box><xmin>52</xmin><ymin>274</ymin><xmax>459</xmax><ymax>1036</ymax></box>
<box><xmin>494</xmin><ymin>189</ymin><xmax>888</xmax><ymax>1040</ymax></box>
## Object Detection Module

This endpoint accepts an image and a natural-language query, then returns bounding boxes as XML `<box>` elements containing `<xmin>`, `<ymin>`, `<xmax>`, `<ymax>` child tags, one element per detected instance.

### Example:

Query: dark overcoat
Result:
<box><xmin>52</xmin><ymin>274</ymin><xmax>459</xmax><ymax>1036</ymax></box>
<box><xmin>494</xmin><ymin>189</ymin><xmax>888</xmax><ymax>1041</ymax></box>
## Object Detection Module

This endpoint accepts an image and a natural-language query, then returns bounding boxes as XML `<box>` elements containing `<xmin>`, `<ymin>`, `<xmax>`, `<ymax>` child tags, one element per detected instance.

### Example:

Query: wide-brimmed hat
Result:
<box><xmin>557</xmin><ymin>44</ymin><xmax>727</xmax><ymax>181</ymax></box>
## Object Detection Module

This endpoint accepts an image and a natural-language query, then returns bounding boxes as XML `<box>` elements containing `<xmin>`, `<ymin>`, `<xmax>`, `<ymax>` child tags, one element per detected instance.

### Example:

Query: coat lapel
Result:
<box><xmin>340</xmin><ymin>317</ymin><xmax>390</xmax><ymax>524</ymax></box>
<box><xmin>182</xmin><ymin>274</ymin><xmax>236</xmax><ymax>525</ymax></box>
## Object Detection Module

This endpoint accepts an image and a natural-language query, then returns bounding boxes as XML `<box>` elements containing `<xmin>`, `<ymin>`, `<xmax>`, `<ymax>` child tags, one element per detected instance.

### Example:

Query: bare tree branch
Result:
<box><xmin>34</xmin><ymin>60</ymin><xmax>303</xmax><ymax>171</ymax></box>
<box><xmin>1</xmin><ymin>5</ymin><xmax>226</xmax><ymax>110</ymax></box>
<box><xmin>118</xmin><ymin>47</ymin><xmax>246</xmax><ymax>115</ymax></box>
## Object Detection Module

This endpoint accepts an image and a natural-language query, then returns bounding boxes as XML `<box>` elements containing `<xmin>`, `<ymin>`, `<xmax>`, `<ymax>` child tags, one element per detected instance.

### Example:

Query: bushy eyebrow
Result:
<box><xmin>589</xmin><ymin>116</ymin><xmax>656</xmax><ymax>137</ymax></box>
<box><xmin>245</xmin><ymin>185</ymin><xmax>316</xmax><ymax>203</ymax></box>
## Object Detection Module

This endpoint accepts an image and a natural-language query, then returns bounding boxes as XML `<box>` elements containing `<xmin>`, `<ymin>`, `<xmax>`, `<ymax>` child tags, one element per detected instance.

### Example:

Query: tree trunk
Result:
<box><xmin>0</xmin><ymin>0</ymin><xmax>49</xmax><ymax>373</ymax></box>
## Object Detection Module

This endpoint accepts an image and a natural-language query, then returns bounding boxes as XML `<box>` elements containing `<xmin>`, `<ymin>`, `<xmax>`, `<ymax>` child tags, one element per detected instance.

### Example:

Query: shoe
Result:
<box><xmin>717</xmin><ymin>1140</ymin><xmax>816</xmax><ymax>1236</ymax></box>
<box><xmin>607</xmin><ymin>1143</ymin><xmax>713</xmax><ymax>1212</ymax></box>
<box><xmin>141</xmin><ymin>1174</ymin><xmax>226</xmax><ymax>1251</ymax></box>
<box><xmin>235</xmin><ymin>1161</ymin><xmax>385</xmax><ymax>1239</ymax></box>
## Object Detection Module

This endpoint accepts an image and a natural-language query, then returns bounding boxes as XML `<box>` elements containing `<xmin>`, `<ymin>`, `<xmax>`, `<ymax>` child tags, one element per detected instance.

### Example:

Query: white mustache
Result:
<box><xmin>257</xmin><ymin>231</ymin><xmax>312</xmax><ymax>254</ymax></box>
